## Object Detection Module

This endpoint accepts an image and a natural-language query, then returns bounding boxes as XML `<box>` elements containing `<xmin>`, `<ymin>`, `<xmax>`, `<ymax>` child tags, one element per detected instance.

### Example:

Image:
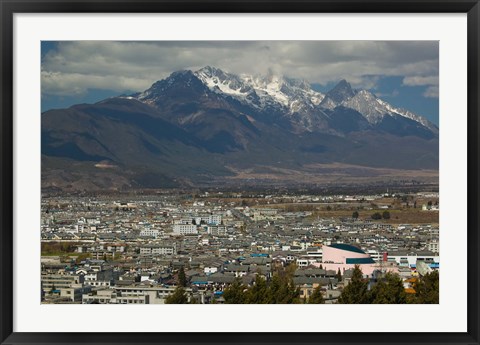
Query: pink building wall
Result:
<box><xmin>313</xmin><ymin>262</ymin><xmax>378</xmax><ymax>276</ymax></box>
<box><xmin>322</xmin><ymin>245</ymin><xmax>370</xmax><ymax>262</ymax></box>
<box><xmin>312</xmin><ymin>245</ymin><xmax>398</xmax><ymax>276</ymax></box>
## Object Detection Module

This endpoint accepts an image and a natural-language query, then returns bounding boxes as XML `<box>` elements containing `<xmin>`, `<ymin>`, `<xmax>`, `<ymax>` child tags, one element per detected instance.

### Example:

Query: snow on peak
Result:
<box><xmin>375</xmin><ymin>98</ymin><xmax>437</xmax><ymax>130</ymax></box>
<box><xmin>194</xmin><ymin>66</ymin><xmax>325</xmax><ymax>112</ymax></box>
<box><xmin>341</xmin><ymin>90</ymin><xmax>387</xmax><ymax>123</ymax></box>
<box><xmin>195</xmin><ymin>66</ymin><xmax>252</xmax><ymax>97</ymax></box>
<box><xmin>340</xmin><ymin>89</ymin><xmax>436</xmax><ymax>130</ymax></box>
<box><xmin>135</xmin><ymin>66</ymin><xmax>435</xmax><ymax>133</ymax></box>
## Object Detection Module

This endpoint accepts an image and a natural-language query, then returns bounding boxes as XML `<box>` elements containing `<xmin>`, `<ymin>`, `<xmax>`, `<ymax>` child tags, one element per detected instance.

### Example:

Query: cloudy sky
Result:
<box><xmin>41</xmin><ymin>41</ymin><xmax>439</xmax><ymax>125</ymax></box>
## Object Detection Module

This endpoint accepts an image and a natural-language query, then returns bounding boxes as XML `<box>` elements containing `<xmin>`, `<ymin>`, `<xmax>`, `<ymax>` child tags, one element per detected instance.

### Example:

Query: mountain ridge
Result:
<box><xmin>41</xmin><ymin>66</ymin><xmax>439</xmax><ymax>191</ymax></box>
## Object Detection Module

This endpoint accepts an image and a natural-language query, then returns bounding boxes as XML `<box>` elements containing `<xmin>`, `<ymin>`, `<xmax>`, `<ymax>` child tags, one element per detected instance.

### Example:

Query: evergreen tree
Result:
<box><xmin>370</xmin><ymin>272</ymin><xmax>406</xmax><ymax>304</ymax></box>
<box><xmin>246</xmin><ymin>274</ymin><xmax>268</xmax><ymax>304</ymax></box>
<box><xmin>336</xmin><ymin>268</ymin><xmax>342</xmax><ymax>282</ymax></box>
<box><xmin>274</xmin><ymin>276</ymin><xmax>300</xmax><ymax>304</ymax></box>
<box><xmin>338</xmin><ymin>265</ymin><xmax>370</xmax><ymax>304</ymax></box>
<box><xmin>178</xmin><ymin>266</ymin><xmax>187</xmax><ymax>287</ymax></box>
<box><xmin>222</xmin><ymin>265</ymin><xmax>302</xmax><ymax>304</ymax></box>
<box><xmin>165</xmin><ymin>287</ymin><xmax>189</xmax><ymax>304</ymax></box>
<box><xmin>265</xmin><ymin>274</ymin><xmax>282</xmax><ymax>303</ymax></box>
<box><xmin>288</xmin><ymin>284</ymin><xmax>301</xmax><ymax>304</ymax></box>
<box><xmin>410</xmin><ymin>271</ymin><xmax>439</xmax><ymax>304</ymax></box>
<box><xmin>268</xmin><ymin>264</ymin><xmax>301</xmax><ymax>304</ymax></box>
<box><xmin>308</xmin><ymin>286</ymin><xmax>325</xmax><ymax>304</ymax></box>
<box><xmin>223</xmin><ymin>278</ymin><xmax>247</xmax><ymax>304</ymax></box>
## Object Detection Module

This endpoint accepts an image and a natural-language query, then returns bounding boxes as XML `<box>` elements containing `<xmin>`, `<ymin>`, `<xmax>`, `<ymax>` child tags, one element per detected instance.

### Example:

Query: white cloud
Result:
<box><xmin>41</xmin><ymin>71</ymin><xmax>149</xmax><ymax>96</ymax></box>
<box><xmin>402</xmin><ymin>75</ymin><xmax>439</xmax><ymax>99</ymax></box>
<box><xmin>403</xmin><ymin>76</ymin><xmax>439</xmax><ymax>86</ymax></box>
<box><xmin>41</xmin><ymin>41</ymin><xmax>439</xmax><ymax>97</ymax></box>
<box><xmin>423</xmin><ymin>86</ymin><xmax>439</xmax><ymax>98</ymax></box>
<box><xmin>375</xmin><ymin>89</ymin><xmax>400</xmax><ymax>98</ymax></box>
<box><xmin>347</xmin><ymin>75</ymin><xmax>382</xmax><ymax>90</ymax></box>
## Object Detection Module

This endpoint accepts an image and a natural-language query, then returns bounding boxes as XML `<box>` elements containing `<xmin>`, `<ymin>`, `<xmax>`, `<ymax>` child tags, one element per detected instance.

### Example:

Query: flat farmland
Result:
<box><xmin>312</xmin><ymin>208</ymin><xmax>439</xmax><ymax>225</ymax></box>
<box><xmin>264</xmin><ymin>203</ymin><xmax>439</xmax><ymax>225</ymax></box>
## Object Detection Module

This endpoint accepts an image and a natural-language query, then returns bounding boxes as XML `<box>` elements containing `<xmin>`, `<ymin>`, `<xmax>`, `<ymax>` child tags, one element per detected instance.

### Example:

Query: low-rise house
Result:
<box><xmin>82</xmin><ymin>289</ymin><xmax>116</xmax><ymax>304</ymax></box>
<box><xmin>41</xmin><ymin>273</ymin><xmax>85</xmax><ymax>293</ymax></box>
<box><xmin>140</xmin><ymin>244</ymin><xmax>177</xmax><ymax>256</ymax></box>
<box><xmin>223</xmin><ymin>264</ymin><xmax>249</xmax><ymax>277</ymax></box>
<box><xmin>60</xmin><ymin>285</ymin><xmax>92</xmax><ymax>302</ymax></box>
<box><xmin>113</xmin><ymin>284</ymin><xmax>192</xmax><ymax>304</ymax></box>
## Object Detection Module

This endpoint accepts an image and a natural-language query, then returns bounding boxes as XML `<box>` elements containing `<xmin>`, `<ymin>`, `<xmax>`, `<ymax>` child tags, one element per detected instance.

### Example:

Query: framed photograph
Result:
<box><xmin>1</xmin><ymin>1</ymin><xmax>479</xmax><ymax>344</ymax></box>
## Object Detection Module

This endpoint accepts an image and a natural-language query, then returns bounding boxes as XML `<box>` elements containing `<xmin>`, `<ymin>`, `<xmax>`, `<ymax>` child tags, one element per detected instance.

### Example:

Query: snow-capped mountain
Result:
<box><xmin>194</xmin><ymin>66</ymin><xmax>325</xmax><ymax>112</ymax></box>
<box><xmin>132</xmin><ymin>66</ymin><xmax>437</xmax><ymax>135</ymax></box>
<box><xmin>319</xmin><ymin>79</ymin><xmax>356</xmax><ymax>110</ymax></box>
<box><xmin>41</xmin><ymin>66</ymin><xmax>438</xmax><ymax>191</ymax></box>
<box><xmin>189</xmin><ymin>66</ymin><xmax>436</xmax><ymax>134</ymax></box>
<box><xmin>320</xmin><ymin>80</ymin><xmax>437</xmax><ymax>132</ymax></box>
<box><xmin>191</xmin><ymin>66</ymin><xmax>332</xmax><ymax>131</ymax></box>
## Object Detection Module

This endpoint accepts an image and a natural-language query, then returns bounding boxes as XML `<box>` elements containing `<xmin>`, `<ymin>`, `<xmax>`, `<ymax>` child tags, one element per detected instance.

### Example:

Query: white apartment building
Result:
<box><xmin>387</xmin><ymin>251</ymin><xmax>439</xmax><ymax>268</ymax></box>
<box><xmin>140</xmin><ymin>228</ymin><xmax>160</xmax><ymax>238</ymax></box>
<box><xmin>140</xmin><ymin>244</ymin><xmax>177</xmax><ymax>256</ymax></box>
<box><xmin>426</xmin><ymin>240</ymin><xmax>439</xmax><ymax>254</ymax></box>
<box><xmin>208</xmin><ymin>214</ymin><xmax>222</xmax><ymax>225</ymax></box>
<box><xmin>207</xmin><ymin>225</ymin><xmax>226</xmax><ymax>236</ymax></box>
<box><xmin>173</xmin><ymin>224</ymin><xmax>198</xmax><ymax>235</ymax></box>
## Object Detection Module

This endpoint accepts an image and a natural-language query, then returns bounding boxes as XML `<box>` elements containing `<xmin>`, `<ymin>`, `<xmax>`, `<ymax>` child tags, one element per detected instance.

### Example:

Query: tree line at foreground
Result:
<box><xmin>165</xmin><ymin>265</ymin><xmax>439</xmax><ymax>304</ymax></box>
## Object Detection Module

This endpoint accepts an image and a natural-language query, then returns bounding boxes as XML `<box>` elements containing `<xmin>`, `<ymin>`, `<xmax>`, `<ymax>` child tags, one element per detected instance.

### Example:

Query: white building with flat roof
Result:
<box><xmin>140</xmin><ymin>228</ymin><xmax>160</xmax><ymax>238</ymax></box>
<box><xmin>173</xmin><ymin>224</ymin><xmax>197</xmax><ymax>235</ymax></box>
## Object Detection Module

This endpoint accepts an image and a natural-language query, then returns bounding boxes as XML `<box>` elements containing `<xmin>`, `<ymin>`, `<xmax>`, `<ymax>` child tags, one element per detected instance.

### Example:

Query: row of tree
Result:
<box><xmin>165</xmin><ymin>265</ymin><xmax>439</xmax><ymax>304</ymax></box>
<box><xmin>338</xmin><ymin>265</ymin><xmax>439</xmax><ymax>304</ymax></box>
<box><xmin>223</xmin><ymin>272</ymin><xmax>301</xmax><ymax>304</ymax></box>
<box><xmin>352</xmin><ymin>211</ymin><xmax>391</xmax><ymax>220</ymax></box>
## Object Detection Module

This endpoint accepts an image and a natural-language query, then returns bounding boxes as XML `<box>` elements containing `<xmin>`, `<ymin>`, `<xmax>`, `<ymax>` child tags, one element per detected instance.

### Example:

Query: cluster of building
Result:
<box><xmin>41</xmin><ymin>192</ymin><xmax>439</xmax><ymax>304</ymax></box>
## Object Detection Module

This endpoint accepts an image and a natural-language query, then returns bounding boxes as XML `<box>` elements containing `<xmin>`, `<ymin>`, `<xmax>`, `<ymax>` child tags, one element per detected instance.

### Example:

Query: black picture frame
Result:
<box><xmin>1</xmin><ymin>1</ymin><xmax>479</xmax><ymax>344</ymax></box>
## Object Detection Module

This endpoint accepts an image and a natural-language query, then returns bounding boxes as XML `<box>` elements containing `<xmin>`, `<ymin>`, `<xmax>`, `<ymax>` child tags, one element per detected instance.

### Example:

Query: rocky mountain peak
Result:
<box><xmin>134</xmin><ymin>67</ymin><xmax>436</xmax><ymax>135</ymax></box>
<box><xmin>320</xmin><ymin>79</ymin><xmax>356</xmax><ymax>108</ymax></box>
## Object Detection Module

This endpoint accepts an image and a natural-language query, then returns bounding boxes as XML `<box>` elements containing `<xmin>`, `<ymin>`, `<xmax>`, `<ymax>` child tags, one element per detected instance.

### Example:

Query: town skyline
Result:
<box><xmin>41</xmin><ymin>188</ymin><xmax>440</xmax><ymax>304</ymax></box>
